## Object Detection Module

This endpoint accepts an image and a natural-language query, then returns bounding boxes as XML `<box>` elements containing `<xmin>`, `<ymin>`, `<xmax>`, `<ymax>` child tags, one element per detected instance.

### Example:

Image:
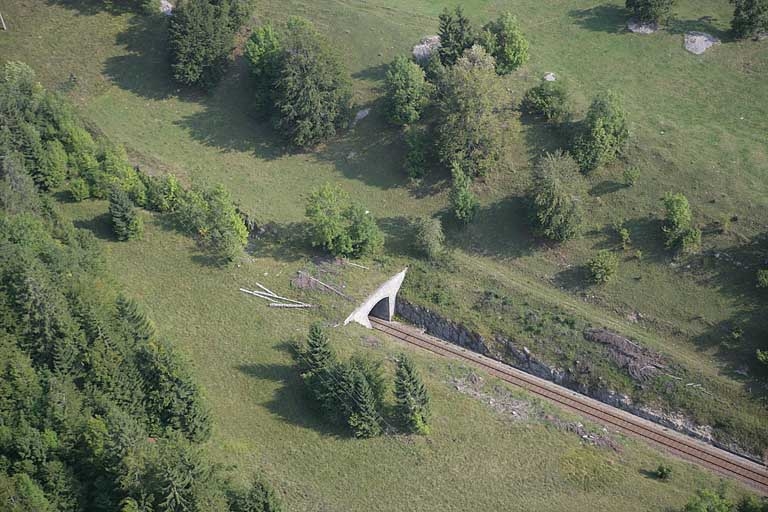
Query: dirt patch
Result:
<box><xmin>684</xmin><ymin>32</ymin><xmax>720</xmax><ymax>54</ymax></box>
<box><xmin>627</xmin><ymin>18</ymin><xmax>658</xmax><ymax>34</ymax></box>
<box><xmin>543</xmin><ymin>415</ymin><xmax>622</xmax><ymax>452</ymax></box>
<box><xmin>583</xmin><ymin>328</ymin><xmax>665</xmax><ymax>382</ymax></box>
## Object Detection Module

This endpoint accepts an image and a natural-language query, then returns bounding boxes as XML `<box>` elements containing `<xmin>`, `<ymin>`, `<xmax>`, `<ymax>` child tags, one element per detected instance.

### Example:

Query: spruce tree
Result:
<box><xmin>116</xmin><ymin>295</ymin><xmax>156</xmax><ymax>342</ymax></box>
<box><xmin>345</xmin><ymin>368</ymin><xmax>383</xmax><ymax>438</ymax></box>
<box><xmin>108</xmin><ymin>188</ymin><xmax>143</xmax><ymax>241</ymax></box>
<box><xmin>449</xmin><ymin>162</ymin><xmax>479</xmax><ymax>224</ymax></box>
<box><xmin>530</xmin><ymin>150</ymin><xmax>584</xmax><ymax>242</ymax></box>
<box><xmin>394</xmin><ymin>354</ymin><xmax>430</xmax><ymax>434</ymax></box>
<box><xmin>438</xmin><ymin>7</ymin><xmax>475</xmax><ymax>66</ymax></box>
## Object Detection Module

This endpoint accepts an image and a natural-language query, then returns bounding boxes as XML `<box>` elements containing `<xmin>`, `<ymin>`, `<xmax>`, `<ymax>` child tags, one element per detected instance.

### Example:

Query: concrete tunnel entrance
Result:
<box><xmin>343</xmin><ymin>269</ymin><xmax>407</xmax><ymax>329</ymax></box>
<box><xmin>369</xmin><ymin>297</ymin><xmax>390</xmax><ymax>321</ymax></box>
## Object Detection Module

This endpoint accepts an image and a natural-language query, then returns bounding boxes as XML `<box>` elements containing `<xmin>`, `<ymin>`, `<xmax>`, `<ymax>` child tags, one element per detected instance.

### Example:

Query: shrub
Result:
<box><xmin>572</xmin><ymin>91</ymin><xmax>629</xmax><ymax>173</ymax></box>
<box><xmin>626</xmin><ymin>0</ymin><xmax>677</xmax><ymax>23</ymax></box>
<box><xmin>229</xmin><ymin>479</ymin><xmax>282</xmax><ymax>512</ymax></box>
<box><xmin>449</xmin><ymin>163</ymin><xmax>479</xmax><ymax>224</ymax></box>
<box><xmin>414</xmin><ymin>217</ymin><xmax>445</xmax><ymax>261</ymax></box>
<box><xmin>384</xmin><ymin>56</ymin><xmax>431</xmax><ymax>125</ymax></box>
<box><xmin>109</xmin><ymin>187</ymin><xmax>143</xmax><ymax>241</ymax></box>
<box><xmin>662</xmin><ymin>192</ymin><xmax>700</xmax><ymax>254</ymax></box>
<box><xmin>305</xmin><ymin>184</ymin><xmax>383</xmax><ymax>258</ymax></box>
<box><xmin>438</xmin><ymin>6</ymin><xmax>475</xmax><ymax>66</ymax></box>
<box><xmin>244</xmin><ymin>23</ymin><xmax>282</xmax><ymax>113</ymax></box>
<box><xmin>522</xmin><ymin>80</ymin><xmax>570</xmax><ymax>123</ymax></box>
<box><xmin>530</xmin><ymin>150</ymin><xmax>583</xmax><ymax>242</ymax></box>
<box><xmin>69</xmin><ymin>178</ymin><xmax>90</xmax><ymax>202</ymax></box>
<box><xmin>730</xmin><ymin>0</ymin><xmax>768</xmax><ymax>39</ymax></box>
<box><xmin>623</xmin><ymin>166</ymin><xmax>640</xmax><ymax>187</ymax></box>
<box><xmin>680</xmin><ymin>488</ymin><xmax>734</xmax><ymax>512</ymax></box>
<box><xmin>613</xmin><ymin>219</ymin><xmax>631</xmax><ymax>250</ymax></box>
<box><xmin>143</xmin><ymin>173</ymin><xmax>183</xmax><ymax>213</ymax></box>
<box><xmin>655</xmin><ymin>464</ymin><xmax>672</xmax><ymax>480</ymax></box>
<box><xmin>479</xmin><ymin>13</ymin><xmax>529</xmax><ymax>74</ymax></box>
<box><xmin>757</xmin><ymin>269</ymin><xmax>768</xmax><ymax>288</ymax></box>
<box><xmin>404</xmin><ymin>126</ymin><xmax>429</xmax><ymax>179</ymax></box>
<box><xmin>588</xmin><ymin>250</ymin><xmax>619</xmax><ymax>284</ymax></box>
<box><xmin>437</xmin><ymin>45</ymin><xmax>502</xmax><ymax>178</ymax></box>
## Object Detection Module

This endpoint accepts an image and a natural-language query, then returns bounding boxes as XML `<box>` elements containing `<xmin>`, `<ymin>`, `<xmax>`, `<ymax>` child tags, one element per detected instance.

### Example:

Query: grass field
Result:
<box><xmin>2</xmin><ymin>0</ymin><xmax>768</xmax><ymax>503</ymax></box>
<box><xmin>60</xmin><ymin>199</ymin><xmax>746</xmax><ymax>511</ymax></box>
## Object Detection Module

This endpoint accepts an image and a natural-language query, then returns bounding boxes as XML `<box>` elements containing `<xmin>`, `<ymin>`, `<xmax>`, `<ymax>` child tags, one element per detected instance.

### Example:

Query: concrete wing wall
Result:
<box><xmin>343</xmin><ymin>269</ymin><xmax>408</xmax><ymax>329</ymax></box>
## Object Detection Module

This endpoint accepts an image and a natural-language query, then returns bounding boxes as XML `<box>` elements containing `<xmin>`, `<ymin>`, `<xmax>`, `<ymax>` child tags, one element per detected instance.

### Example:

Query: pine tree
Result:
<box><xmin>394</xmin><ymin>354</ymin><xmax>430</xmax><ymax>434</ymax></box>
<box><xmin>109</xmin><ymin>188</ymin><xmax>143</xmax><ymax>241</ymax></box>
<box><xmin>438</xmin><ymin>7</ymin><xmax>475</xmax><ymax>66</ymax></box>
<box><xmin>303</xmin><ymin>323</ymin><xmax>333</xmax><ymax>375</ymax></box>
<box><xmin>116</xmin><ymin>295</ymin><xmax>156</xmax><ymax>342</ymax></box>
<box><xmin>345</xmin><ymin>368</ymin><xmax>383</xmax><ymax>438</ymax></box>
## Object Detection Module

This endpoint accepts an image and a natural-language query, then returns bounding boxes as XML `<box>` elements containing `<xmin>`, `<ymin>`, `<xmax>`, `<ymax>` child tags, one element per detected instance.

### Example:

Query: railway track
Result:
<box><xmin>369</xmin><ymin>316</ymin><xmax>768</xmax><ymax>495</ymax></box>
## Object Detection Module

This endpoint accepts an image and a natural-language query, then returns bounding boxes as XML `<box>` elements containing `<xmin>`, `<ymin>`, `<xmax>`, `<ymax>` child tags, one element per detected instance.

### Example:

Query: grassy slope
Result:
<box><xmin>1</xmin><ymin>0</ymin><xmax>766</xmax><ymax>476</ymax></box>
<box><xmin>61</xmin><ymin>200</ymin><xmax>739</xmax><ymax>511</ymax></box>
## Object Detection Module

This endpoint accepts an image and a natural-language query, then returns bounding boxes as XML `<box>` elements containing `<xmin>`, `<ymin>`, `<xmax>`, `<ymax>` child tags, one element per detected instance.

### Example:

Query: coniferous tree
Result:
<box><xmin>344</xmin><ymin>367</ymin><xmax>383</xmax><ymax>439</ymax></box>
<box><xmin>229</xmin><ymin>479</ymin><xmax>282</xmax><ymax>512</ymax></box>
<box><xmin>730</xmin><ymin>0</ymin><xmax>768</xmax><ymax>39</ymax></box>
<box><xmin>116</xmin><ymin>295</ymin><xmax>156</xmax><ymax>342</ymax></box>
<box><xmin>109</xmin><ymin>188</ymin><xmax>143</xmax><ymax>241</ymax></box>
<box><xmin>438</xmin><ymin>7</ymin><xmax>475</xmax><ymax>66</ymax></box>
<box><xmin>572</xmin><ymin>91</ymin><xmax>629</xmax><ymax>173</ymax></box>
<box><xmin>394</xmin><ymin>354</ymin><xmax>430</xmax><ymax>434</ymax></box>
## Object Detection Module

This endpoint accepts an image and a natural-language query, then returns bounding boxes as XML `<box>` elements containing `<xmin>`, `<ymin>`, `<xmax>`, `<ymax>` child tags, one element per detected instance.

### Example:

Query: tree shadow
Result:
<box><xmin>236</xmin><ymin>362</ymin><xmax>346</xmax><ymax>436</ymax></box>
<box><xmin>589</xmin><ymin>180</ymin><xmax>625</xmax><ymax>197</ymax></box>
<box><xmin>553</xmin><ymin>264</ymin><xmax>589</xmax><ymax>292</ymax></box>
<box><xmin>351</xmin><ymin>62</ymin><xmax>390</xmax><ymax>83</ymax></box>
<box><xmin>379</xmin><ymin>215</ymin><xmax>417</xmax><ymax>258</ymax></box>
<box><xmin>174</xmin><ymin>55</ymin><xmax>287</xmax><ymax>161</ymax></box>
<box><xmin>568</xmin><ymin>5</ymin><xmax>629</xmax><ymax>34</ymax></box>
<box><xmin>309</xmin><ymin>97</ymin><xmax>407</xmax><ymax>191</ymax></box>
<box><xmin>73</xmin><ymin>212</ymin><xmax>115</xmax><ymax>241</ymax></box>
<box><xmin>46</xmin><ymin>0</ymin><xmax>141</xmax><ymax>16</ymax></box>
<box><xmin>521</xmin><ymin>116</ymin><xmax>574</xmax><ymax>163</ymax></box>
<box><xmin>102</xmin><ymin>13</ymin><xmax>175</xmax><ymax>101</ymax></box>
<box><xmin>621</xmin><ymin>216</ymin><xmax>668</xmax><ymax>263</ymax></box>
<box><xmin>667</xmin><ymin>16</ymin><xmax>732</xmax><ymax>41</ymax></box>
<box><xmin>445</xmin><ymin>195</ymin><xmax>537</xmax><ymax>260</ymax></box>
<box><xmin>248</xmin><ymin>221</ymin><xmax>314</xmax><ymax>263</ymax></box>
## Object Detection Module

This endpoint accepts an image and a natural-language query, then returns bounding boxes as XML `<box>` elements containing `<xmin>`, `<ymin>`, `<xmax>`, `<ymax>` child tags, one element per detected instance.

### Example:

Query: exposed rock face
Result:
<box><xmin>684</xmin><ymin>32</ymin><xmax>720</xmax><ymax>54</ymax></box>
<box><xmin>627</xmin><ymin>18</ymin><xmax>659</xmax><ymax>34</ymax></box>
<box><xmin>160</xmin><ymin>0</ymin><xmax>173</xmax><ymax>15</ymax></box>
<box><xmin>412</xmin><ymin>35</ymin><xmax>441</xmax><ymax>63</ymax></box>
<box><xmin>543</xmin><ymin>72</ymin><xmax>557</xmax><ymax>82</ymax></box>
<box><xmin>395</xmin><ymin>298</ymin><xmax>762</xmax><ymax>462</ymax></box>
<box><xmin>396</xmin><ymin>299</ymin><xmax>489</xmax><ymax>355</ymax></box>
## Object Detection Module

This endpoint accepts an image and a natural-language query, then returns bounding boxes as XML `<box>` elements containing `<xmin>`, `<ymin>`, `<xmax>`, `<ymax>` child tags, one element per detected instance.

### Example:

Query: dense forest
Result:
<box><xmin>0</xmin><ymin>63</ymin><xmax>278</xmax><ymax>511</ymax></box>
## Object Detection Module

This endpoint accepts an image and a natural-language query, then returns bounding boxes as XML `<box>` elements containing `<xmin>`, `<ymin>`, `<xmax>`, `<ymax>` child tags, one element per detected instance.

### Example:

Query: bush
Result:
<box><xmin>404</xmin><ymin>126</ymin><xmax>429</xmax><ymax>179</ymax></box>
<box><xmin>437</xmin><ymin>45</ymin><xmax>502</xmax><ymax>178</ymax></box>
<box><xmin>655</xmin><ymin>464</ymin><xmax>672</xmax><ymax>480</ymax></box>
<box><xmin>623</xmin><ymin>166</ymin><xmax>640</xmax><ymax>187</ymax></box>
<box><xmin>757</xmin><ymin>269</ymin><xmax>768</xmax><ymax>288</ymax></box>
<box><xmin>479</xmin><ymin>13</ymin><xmax>529</xmax><ymax>74</ymax></box>
<box><xmin>108</xmin><ymin>187</ymin><xmax>143</xmax><ymax>241</ymax></box>
<box><xmin>662</xmin><ymin>192</ymin><xmax>700</xmax><ymax>254</ymax></box>
<box><xmin>69</xmin><ymin>178</ymin><xmax>90</xmax><ymax>202</ymax></box>
<box><xmin>626</xmin><ymin>0</ymin><xmax>677</xmax><ymax>23</ymax></box>
<box><xmin>730</xmin><ymin>0</ymin><xmax>768</xmax><ymax>39</ymax></box>
<box><xmin>530</xmin><ymin>150</ymin><xmax>583</xmax><ymax>242</ymax></box>
<box><xmin>522</xmin><ymin>80</ymin><xmax>570</xmax><ymax>123</ymax></box>
<box><xmin>449</xmin><ymin>163</ymin><xmax>479</xmax><ymax>224</ymax></box>
<box><xmin>572</xmin><ymin>91</ymin><xmax>629</xmax><ymax>173</ymax></box>
<box><xmin>588</xmin><ymin>250</ymin><xmax>619</xmax><ymax>284</ymax></box>
<box><xmin>306</xmin><ymin>184</ymin><xmax>383</xmax><ymax>258</ymax></box>
<box><xmin>143</xmin><ymin>173</ymin><xmax>183</xmax><ymax>213</ymax></box>
<box><xmin>384</xmin><ymin>56</ymin><xmax>430</xmax><ymax>125</ymax></box>
<box><xmin>414</xmin><ymin>217</ymin><xmax>445</xmax><ymax>260</ymax></box>
<box><xmin>247</xmin><ymin>17</ymin><xmax>352</xmax><ymax>147</ymax></box>
<box><xmin>169</xmin><ymin>0</ymin><xmax>244</xmax><ymax>89</ymax></box>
